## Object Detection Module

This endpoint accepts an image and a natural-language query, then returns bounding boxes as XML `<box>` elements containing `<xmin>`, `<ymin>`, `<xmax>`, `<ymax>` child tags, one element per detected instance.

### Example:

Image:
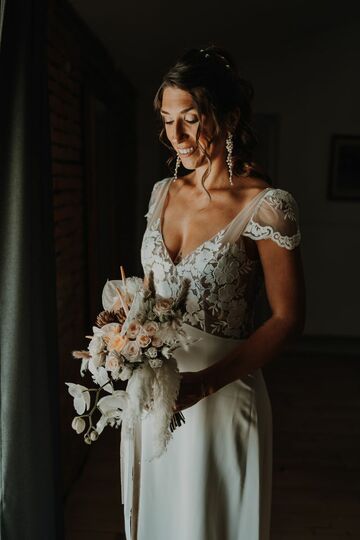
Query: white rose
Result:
<box><xmin>105</xmin><ymin>353</ymin><xmax>120</xmax><ymax>372</ymax></box>
<box><xmin>71</xmin><ymin>416</ymin><xmax>86</xmax><ymax>434</ymax></box>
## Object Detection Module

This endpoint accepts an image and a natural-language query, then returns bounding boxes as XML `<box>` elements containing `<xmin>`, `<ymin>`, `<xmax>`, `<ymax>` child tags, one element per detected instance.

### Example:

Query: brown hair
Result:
<box><xmin>153</xmin><ymin>44</ymin><xmax>272</xmax><ymax>197</ymax></box>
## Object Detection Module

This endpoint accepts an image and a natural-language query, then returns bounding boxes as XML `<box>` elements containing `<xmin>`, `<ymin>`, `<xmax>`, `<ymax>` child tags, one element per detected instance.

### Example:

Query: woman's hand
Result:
<box><xmin>172</xmin><ymin>371</ymin><xmax>207</xmax><ymax>413</ymax></box>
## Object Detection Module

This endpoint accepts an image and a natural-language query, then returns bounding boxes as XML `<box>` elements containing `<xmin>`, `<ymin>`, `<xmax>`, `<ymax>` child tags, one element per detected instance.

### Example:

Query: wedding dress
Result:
<box><xmin>120</xmin><ymin>177</ymin><xmax>301</xmax><ymax>540</ymax></box>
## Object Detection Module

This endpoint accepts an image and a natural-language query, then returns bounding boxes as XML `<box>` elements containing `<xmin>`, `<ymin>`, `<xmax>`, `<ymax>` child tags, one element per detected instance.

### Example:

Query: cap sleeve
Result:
<box><xmin>144</xmin><ymin>178</ymin><xmax>170</xmax><ymax>222</ymax></box>
<box><xmin>242</xmin><ymin>188</ymin><xmax>301</xmax><ymax>249</ymax></box>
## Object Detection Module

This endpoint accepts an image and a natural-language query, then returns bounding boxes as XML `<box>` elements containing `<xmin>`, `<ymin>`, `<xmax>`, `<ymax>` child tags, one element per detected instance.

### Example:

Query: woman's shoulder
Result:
<box><xmin>236</xmin><ymin>176</ymin><xmax>298</xmax><ymax>205</ymax></box>
<box><xmin>232</xmin><ymin>176</ymin><xmax>272</xmax><ymax>208</ymax></box>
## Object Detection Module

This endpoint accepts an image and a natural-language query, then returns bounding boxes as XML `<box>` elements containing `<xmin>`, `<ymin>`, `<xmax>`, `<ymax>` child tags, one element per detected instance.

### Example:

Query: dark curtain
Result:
<box><xmin>0</xmin><ymin>0</ymin><xmax>63</xmax><ymax>538</ymax></box>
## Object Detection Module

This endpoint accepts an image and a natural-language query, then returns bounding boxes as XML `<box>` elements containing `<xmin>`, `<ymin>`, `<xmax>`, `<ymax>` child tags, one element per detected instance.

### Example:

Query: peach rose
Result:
<box><xmin>122</xmin><ymin>340</ymin><xmax>141</xmax><ymax>362</ymax></box>
<box><xmin>142</xmin><ymin>321</ymin><xmax>159</xmax><ymax>336</ymax></box>
<box><xmin>126</xmin><ymin>319</ymin><xmax>141</xmax><ymax>339</ymax></box>
<box><xmin>154</xmin><ymin>297</ymin><xmax>174</xmax><ymax>316</ymax></box>
<box><xmin>136</xmin><ymin>333</ymin><xmax>151</xmax><ymax>348</ymax></box>
<box><xmin>107</xmin><ymin>333</ymin><xmax>128</xmax><ymax>353</ymax></box>
<box><xmin>151</xmin><ymin>335</ymin><xmax>163</xmax><ymax>348</ymax></box>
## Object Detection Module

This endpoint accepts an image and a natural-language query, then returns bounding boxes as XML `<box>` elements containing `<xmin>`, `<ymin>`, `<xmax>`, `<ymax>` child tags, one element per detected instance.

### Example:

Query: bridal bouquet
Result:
<box><xmin>66</xmin><ymin>267</ymin><xmax>193</xmax><ymax>459</ymax></box>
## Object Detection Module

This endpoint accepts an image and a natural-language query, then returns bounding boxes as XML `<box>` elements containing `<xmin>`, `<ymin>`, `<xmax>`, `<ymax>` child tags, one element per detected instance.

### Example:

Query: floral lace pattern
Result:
<box><xmin>141</xmin><ymin>179</ymin><xmax>301</xmax><ymax>339</ymax></box>
<box><xmin>242</xmin><ymin>189</ymin><xmax>301</xmax><ymax>249</ymax></box>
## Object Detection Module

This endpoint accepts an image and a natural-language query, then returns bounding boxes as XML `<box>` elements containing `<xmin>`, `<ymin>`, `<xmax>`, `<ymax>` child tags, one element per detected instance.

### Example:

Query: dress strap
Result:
<box><xmin>224</xmin><ymin>187</ymin><xmax>273</xmax><ymax>244</ymax></box>
<box><xmin>145</xmin><ymin>178</ymin><xmax>172</xmax><ymax>229</ymax></box>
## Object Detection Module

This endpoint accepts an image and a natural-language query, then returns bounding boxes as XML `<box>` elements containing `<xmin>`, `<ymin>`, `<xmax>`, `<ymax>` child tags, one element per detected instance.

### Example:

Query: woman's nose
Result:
<box><xmin>172</xmin><ymin>120</ymin><xmax>187</xmax><ymax>144</ymax></box>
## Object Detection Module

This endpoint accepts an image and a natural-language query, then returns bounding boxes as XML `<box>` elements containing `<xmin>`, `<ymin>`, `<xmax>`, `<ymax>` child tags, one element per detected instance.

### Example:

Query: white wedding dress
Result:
<box><xmin>120</xmin><ymin>177</ymin><xmax>301</xmax><ymax>540</ymax></box>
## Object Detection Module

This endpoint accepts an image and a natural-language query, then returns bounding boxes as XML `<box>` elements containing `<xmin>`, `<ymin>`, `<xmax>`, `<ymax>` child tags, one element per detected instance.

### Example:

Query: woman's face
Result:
<box><xmin>160</xmin><ymin>86</ymin><xmax>224</xmax><ymax>169</ymax></box>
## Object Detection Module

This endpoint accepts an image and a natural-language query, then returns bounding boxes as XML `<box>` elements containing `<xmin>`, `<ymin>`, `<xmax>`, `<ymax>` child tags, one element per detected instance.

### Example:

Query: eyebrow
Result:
<box><xmin>160</xmin><ymin>107</ymin><xmax>196</xmax><ymax>115</ymax></box>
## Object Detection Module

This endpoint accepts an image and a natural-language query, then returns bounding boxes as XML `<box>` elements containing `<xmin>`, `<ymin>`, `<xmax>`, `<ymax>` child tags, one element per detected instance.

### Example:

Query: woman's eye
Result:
<box><xmin>163</xmin><ymin>118</ymin><xmax>199</xmax><ymax>125</ymax></box>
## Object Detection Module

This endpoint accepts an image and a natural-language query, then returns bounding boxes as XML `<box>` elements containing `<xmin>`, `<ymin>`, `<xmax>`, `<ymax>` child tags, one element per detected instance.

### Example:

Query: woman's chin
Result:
<box><xmin>180</xmin><ymin>154</ymin><xmax>205</xmax><ymax>170</ymax></box>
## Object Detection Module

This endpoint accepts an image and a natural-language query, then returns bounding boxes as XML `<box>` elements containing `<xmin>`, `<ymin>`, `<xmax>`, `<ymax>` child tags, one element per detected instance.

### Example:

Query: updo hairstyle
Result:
<box><xmin>153</xmin><ymin>44</ymin><xmax>271</xmax><ymax>194</ymax></box>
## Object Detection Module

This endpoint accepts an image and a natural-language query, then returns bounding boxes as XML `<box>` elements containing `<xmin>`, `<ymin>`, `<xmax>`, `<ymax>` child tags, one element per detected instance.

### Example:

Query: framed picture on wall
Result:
<box><xmin>328</xmin><ymin>134</ymin><xmax>360</xmax><ymax>200</ymax></box>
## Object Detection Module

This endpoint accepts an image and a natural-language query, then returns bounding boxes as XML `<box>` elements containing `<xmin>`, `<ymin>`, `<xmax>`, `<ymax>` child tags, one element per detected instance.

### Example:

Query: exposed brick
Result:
<box><xmin>53</xmin><ymin>176</ymin><xmax>82</xmax><ymax>191</ymax></box>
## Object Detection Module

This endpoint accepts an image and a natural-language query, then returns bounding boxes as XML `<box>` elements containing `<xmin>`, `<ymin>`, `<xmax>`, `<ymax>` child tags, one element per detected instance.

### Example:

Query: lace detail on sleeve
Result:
<box><xmin>144</xmin><ymin>178</ymin><xmax>169</xmax><ymax>221</ymax></box>
<box><xmin>243</xmin><ymin>188</ymin><xmax>301</xmax><ymax>249</ymax></box>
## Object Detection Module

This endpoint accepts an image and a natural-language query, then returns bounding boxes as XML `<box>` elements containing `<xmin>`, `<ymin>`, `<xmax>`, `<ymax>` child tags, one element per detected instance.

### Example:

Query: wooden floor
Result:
<box><xmin>64</xmin><ymin>351</ymin><xmax>360</xmax><ymax>539</ymax></box>
<box><xmin>64</xmin><ymin>427</ymin><xmax>125</xmax><ymax>540</ymax></box>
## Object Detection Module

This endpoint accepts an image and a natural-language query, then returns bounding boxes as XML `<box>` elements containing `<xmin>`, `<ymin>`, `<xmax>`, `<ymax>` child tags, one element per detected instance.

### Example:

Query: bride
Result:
<box><xmin>120</xmin><ymin>45</ymin><xmax>306</xmax><ymax>540</ymax></box>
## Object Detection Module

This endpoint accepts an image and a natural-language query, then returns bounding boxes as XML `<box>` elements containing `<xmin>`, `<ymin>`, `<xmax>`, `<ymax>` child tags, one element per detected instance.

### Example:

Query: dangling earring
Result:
<box><xmin>226</xmin><ymin>131</ymin><xmax>234</xmax><ymax>186</ymax></box>
<box><xmin>172</xmin><ymin>153</ymin><xmax>181</xmax><ymax>182</ymax></box>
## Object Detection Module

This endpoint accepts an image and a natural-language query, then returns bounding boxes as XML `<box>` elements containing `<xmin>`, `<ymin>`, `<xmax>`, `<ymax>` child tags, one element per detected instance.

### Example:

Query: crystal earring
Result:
<box><xmin>172</xmin><ymin>153</ymin><xmax>181</xmax><ymax>182</ymax></box>
<box><xmin>225</xmin><ymin>131</ymin><xmax>234</xmax><ymax>186</ymax></box>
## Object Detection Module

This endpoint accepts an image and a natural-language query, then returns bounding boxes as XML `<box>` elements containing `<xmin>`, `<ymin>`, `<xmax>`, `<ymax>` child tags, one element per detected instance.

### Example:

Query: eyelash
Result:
<box><xmin>164</xmin><ymin>119</ymin><xmax>199</xmax><ymax>125</ymax></box>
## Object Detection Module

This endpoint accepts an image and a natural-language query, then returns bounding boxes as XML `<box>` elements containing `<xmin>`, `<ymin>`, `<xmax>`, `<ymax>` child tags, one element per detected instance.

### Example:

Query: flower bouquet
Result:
<box><xmin>66</xmin><ymin>267</ymin><xmax>194</xmax><ymax>459</ymax></box>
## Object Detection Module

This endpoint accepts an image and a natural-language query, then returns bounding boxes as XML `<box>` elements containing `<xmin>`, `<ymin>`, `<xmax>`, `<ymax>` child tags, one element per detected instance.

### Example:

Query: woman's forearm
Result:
<box><xmin>202</xmin><ymin>314</ymin><xmax>304</xmax><ymax>396</ymax></box>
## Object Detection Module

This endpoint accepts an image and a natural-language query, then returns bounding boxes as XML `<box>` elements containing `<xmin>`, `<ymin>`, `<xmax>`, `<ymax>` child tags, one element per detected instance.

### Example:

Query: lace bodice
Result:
<box><xmin>141</xmin><ymin>177</ymin><xmax>301</xmax><ymax>339</ymax></box>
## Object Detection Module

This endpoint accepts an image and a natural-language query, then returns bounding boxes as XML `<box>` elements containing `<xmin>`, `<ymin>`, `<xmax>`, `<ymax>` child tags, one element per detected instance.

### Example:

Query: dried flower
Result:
<box><xmin>72</xmin><ymin>350</ymin><xmax>91</xmax><ymax>360</ymax></box>
<box><xmin>149</xmin><ymin>357</ymin><xmax>163</xmax><ymax>369</ymax></box>
<box><xmin>96</xmin><ymin>309</ymin><xmax>125</xmax><ymax>327</ymax></box>
<box><xmin>145</xmin><ymin>346</ymin><xmax>158</xmax><ymax>359</ymax></box>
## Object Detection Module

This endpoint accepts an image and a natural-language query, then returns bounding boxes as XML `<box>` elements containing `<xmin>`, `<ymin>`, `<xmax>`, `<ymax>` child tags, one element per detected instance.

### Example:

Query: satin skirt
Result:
<box><xmin>120</xmin><ymin>323</ymin><xmax>273</xmax><ymax>540</ymax></box>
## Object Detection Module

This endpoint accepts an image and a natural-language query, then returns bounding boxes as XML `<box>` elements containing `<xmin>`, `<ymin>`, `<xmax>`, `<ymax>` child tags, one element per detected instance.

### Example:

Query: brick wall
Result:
<box><xmin>47</xmin><ymin>0</ymin><xmax>136</xmax><ymax>494</ymax></box>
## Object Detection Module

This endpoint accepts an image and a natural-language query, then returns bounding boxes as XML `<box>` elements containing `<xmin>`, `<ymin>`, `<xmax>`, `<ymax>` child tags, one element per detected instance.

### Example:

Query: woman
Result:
<box><xmin>120</xmin><ymin>45</ymin><xmax>306</xmax><ymax>540</ymax></box>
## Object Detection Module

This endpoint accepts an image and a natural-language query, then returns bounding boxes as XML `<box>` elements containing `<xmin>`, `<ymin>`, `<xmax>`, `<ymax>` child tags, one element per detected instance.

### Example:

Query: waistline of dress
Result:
<box><xmin>181</xmin><ymin>321</ymin><xmax>247</xmax><ymax>345</ymax></box>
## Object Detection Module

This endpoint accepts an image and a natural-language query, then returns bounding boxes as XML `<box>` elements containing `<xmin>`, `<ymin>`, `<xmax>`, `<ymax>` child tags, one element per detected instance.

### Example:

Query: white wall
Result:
<box><xmin>135</xmin><ymin>20</ymin><xmax>360</xmax><ymax>336</ymax></box>
<box><xmin>244</xmin><ymin>21</ymin><xmax>360</xmax><ymax>336</ymax></box>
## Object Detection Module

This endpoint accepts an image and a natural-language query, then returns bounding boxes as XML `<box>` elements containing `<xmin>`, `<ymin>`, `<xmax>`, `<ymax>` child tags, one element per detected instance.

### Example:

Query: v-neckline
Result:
<box><xmin>158</xmin><ymin>179</ymin><xmax>273</xmax><ymax>268</ymax></box>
